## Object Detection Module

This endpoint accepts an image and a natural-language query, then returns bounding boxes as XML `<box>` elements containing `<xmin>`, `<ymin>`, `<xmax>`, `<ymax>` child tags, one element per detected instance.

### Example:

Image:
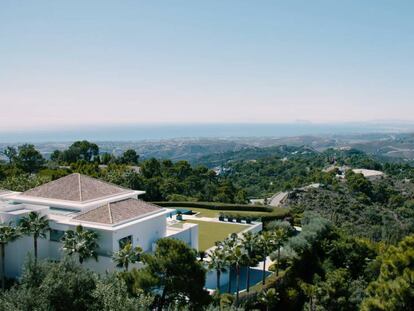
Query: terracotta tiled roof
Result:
<box><xmin>73</xmin><ymin>199</ymin><xmax>162</xmax><ymax>225</ymax></box>
<box><xmin>21</xmin><ymin>173</ymin><xmax>133</xmax><ymax>202</ymax></box>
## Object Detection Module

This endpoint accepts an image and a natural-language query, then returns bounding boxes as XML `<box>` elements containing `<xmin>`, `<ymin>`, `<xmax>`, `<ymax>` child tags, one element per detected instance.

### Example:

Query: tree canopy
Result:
<box><xmin>131</xmin><ymin>238</ymin><xmax>210</xmax><ymax>310</ymax></box>
<box><xmin>361</xmin><ymin>234</ymin><xmax>414</xmax><ymax>311</ymax></box>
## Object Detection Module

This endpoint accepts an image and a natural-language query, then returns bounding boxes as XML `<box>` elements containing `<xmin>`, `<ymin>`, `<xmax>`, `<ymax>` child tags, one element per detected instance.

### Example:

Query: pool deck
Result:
<box><xmin>184</xmin><ymin>214</ymin><xmax>252</xmax><ymax>225</ymax></box>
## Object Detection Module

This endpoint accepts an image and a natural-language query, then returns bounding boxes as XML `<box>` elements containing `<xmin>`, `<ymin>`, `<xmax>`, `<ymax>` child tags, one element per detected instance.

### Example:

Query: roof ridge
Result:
<box><xmin>77</xmin><ymin>173</ymin><xmax>135</xmax><ymax>192</ymax></box>
<box><xmin>20</xmin><ymin>173</ymin><xmax>139</xmax><ymax>203</ymax></box>
<box><xmin>107</xmin><ymin>202</ymin><xmax>113</xmax><ymax>224</ymax></box>
<box><xmin>78</xmin><ymin>173</ymin><xmax>83</xmax><ymax>201</ymax></box>
<box><xmin>136</xmin><ymin>199</ymin><xmax>163</xmax><ymax>209</ymax></box>
<box><xmin>21</xmin><ymin>173</ymin><xmax>75</xmax><ymax>194</ymax></box>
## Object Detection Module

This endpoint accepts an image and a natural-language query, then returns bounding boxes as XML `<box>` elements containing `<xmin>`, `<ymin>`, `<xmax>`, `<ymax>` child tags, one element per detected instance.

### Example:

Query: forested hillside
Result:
<box><xmin>286</xmin><ymin>179</ymin><xmax>414</xmax><ymax>244</ymax></box>
<box><xmin>2</xmin><ymin>141</ymin><xmax>414</xmax><ymax>243</ymax></box>
<box><xmin>207</xmin><ymin>146</ymin><xmax>414</xmax><ymax>243</ymax></box>
<box><xmin>1</xmin><ymin>141</ymin><xmax>414</xmax><ymax>310</ymax></box>
<box><xmin>0</xmin><ymin>142</ymin><xmax>247</xmax><ymax>204</ymax></box>
<box><xmin>194</xmin><ymin>145</ymin><xmax>317</xmax><ymax>167</ymax></box>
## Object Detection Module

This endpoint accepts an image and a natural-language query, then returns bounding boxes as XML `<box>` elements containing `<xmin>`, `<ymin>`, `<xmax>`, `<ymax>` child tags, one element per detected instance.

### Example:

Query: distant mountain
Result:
<box><xmin>2</xmin><ymin>132</ymin><xmax>414</xmax><ymax>164</ymax></box>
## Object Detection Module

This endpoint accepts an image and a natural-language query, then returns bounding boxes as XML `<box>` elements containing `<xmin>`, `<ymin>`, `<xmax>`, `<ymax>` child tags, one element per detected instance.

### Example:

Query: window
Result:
<box><xmin>118</xmin><ymin>235</ymin><xmax>133</xmax><ymax>249</ymax></box>
<box><xmin>50</xmin><ymin>229</ymin><xmax>65</xmax><ymax>242</ymax></box>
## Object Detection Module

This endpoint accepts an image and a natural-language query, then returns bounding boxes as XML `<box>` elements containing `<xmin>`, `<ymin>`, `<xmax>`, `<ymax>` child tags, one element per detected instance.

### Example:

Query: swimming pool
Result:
<box><xmin>167</xmin><ymin>208</ymin><xmax>192</xmax><ymax>218</ymax></box>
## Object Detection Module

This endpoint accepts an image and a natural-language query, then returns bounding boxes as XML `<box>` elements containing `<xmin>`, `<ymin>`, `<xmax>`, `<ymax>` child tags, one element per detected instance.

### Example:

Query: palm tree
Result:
<box><xmin>112</xmin><ymin>242</ymin><xmax>142</xmax><ymax>271</ymax></box>
<box><xmin>259</xmin><ymin>231</ymin><xmax>276</xmax><ymax>285</ymax></box>
<box><xmin>273</xmin><ymin>228</ymin><xmax>288</xmax><ymax>277</ymax></box>
<box><xmin>223</xmin><ymin>233</ymin><xmax>239</xmax><ymax>293</ymax></box>
<box><xmin>62</xmin><ymin>225</ymin><xmax>99</xmax><ymax>264</ymax></box>
<box><xmin>258</xmin><ymin>288</ymin><xmax>279</xmax><ymax>311</ymax></box>
<box><xmin>299</xmin><ymin>281</ymin><xmax>317</xmax><ymax>311</ymax></box>
<box><xmin>232</xmin><ymin>245</ymin><xmax>247</xmax><ymax>304</ymax></box>
<box><xmin>207</xmin><ymin>247</ymin><xmax>227</xmax><ymax>292</ymax></box>
<box><xmin>0</xmin><ymin>224</ymin><xmax>20</xmax><ymax>289</ymax></box>
<box><xmin>19</xmin><ymin>211</ymin><xmax>50</xmax><ymax>263</ymax></box>
<box><xmin>240</xmin><ymin>231</ymin><xmax>259</xmax><ymax>293</ymax></box>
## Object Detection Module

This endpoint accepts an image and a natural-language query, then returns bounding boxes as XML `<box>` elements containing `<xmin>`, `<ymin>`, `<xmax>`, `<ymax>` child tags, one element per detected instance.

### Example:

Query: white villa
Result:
<box><xmin>351</xmin><ymin>169</ymin><xmax>385</xmax><ymax>181</ymax></box>
<box><xmin>0</xmin><ymin>173</ymin><xmax>198</xmax><ymax>278</ymax></box>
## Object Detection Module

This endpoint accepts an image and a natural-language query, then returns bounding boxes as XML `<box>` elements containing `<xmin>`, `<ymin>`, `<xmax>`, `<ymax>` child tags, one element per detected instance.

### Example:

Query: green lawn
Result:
<box><xmin>181</xmin><ymin>219</ymin><xmax>247</xmax><ymax>251</ymax></box>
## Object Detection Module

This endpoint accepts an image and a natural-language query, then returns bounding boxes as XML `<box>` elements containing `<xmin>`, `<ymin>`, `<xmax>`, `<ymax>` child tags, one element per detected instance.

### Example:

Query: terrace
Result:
<box><xmin>181</xmin><ymin>219</ymin><xmax>247</xmax><ymax>251</ymax></box>
<box><xmin>183</xmin><ymin>207</ymin><xmax>267</xmax><ymax>218</ymax></box>
<box><xmin>170</xmin><ymin>210</ymin><xmax>262</xmax><ymax>251</ymax></box>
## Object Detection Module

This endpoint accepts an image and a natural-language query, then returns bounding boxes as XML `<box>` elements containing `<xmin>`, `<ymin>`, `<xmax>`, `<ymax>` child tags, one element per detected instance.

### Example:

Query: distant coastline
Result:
<box><xmin>1</xmin><ymin>122</ymin><xmax>414</xmax><ymax>143</ymax></box>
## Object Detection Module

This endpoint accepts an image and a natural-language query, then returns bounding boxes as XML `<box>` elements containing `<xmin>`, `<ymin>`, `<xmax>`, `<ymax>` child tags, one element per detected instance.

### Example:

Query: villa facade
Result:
<box><xmin>0</xmin><ymin>173</ymin><xmax>198</xmax><ymax>278</ymax></box>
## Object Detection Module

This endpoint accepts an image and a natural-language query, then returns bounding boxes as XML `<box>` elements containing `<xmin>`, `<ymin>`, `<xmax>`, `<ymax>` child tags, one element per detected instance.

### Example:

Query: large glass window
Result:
<box><xmin>50</xmin><ymin>229</ymin><xmax>65</xmax><ymax>242</ymax></box>
<box><xmin>118</xmin><ymin>235</ymin><xmax>133</xmax><ymax>249</ymax></box>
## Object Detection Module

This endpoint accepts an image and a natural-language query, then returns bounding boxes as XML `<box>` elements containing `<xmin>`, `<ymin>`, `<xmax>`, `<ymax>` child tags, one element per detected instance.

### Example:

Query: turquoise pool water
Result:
<box><xmin>167</xmin><ymin>208</ymin><xmax>192</xmax><ymax>218</ymax></box>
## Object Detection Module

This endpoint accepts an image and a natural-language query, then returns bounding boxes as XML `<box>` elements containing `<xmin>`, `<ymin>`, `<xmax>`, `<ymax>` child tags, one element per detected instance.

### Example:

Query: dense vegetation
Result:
<box><xmin>1</xmin><ymin>141</ymin><xmax>414</xmax><ymax>310</ymax></box>
<box><xmin>287</xmin><ymin>178</ymin><xmax>414</xmax><ymax>244</ymax></box>
<box><xmin>2</xmin><ymin>212</ymin><xmax>413</xmax><ymax>311</ymax></box>
<box><xmin>198</xmin><ymin>146</ymin><xmax>414</xmax><ymax>241</ymax></box>
<box><xmin>0</xmin><ymin>142</ymin><xmax>247</xmax><ymax>203</ymax></box>
<box><xmin>195</xmin><ymin>145</ymin><xmax>316</xmax><ymax>168</ymax></box>
<box><xmin>0</xmin><ymin>240</ymin><xmax>208</xmax><ymax>311</ymax></box>
<box><xmin>222</xmin><ymin>150</ymin><xmax>325</xmax><ymax>197</ymax></box>
<box><xmin>272</xmin><ymin>215</ymin><xmax>413</xmax><ymax>311</ymax></box>
<box><xmin>202</xmin><ymin>146</ymin><xmax>414</xmax><ymax>197</ymax></box>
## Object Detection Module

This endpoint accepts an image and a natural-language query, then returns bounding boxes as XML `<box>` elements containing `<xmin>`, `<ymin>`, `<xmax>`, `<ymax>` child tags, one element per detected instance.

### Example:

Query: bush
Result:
<box><xmin>220</xmin><ymin>210</ymin><xmax>291</xmax><ymax>224</ymax></box>
<box><xmin>220</xmin><ymin>293</ymin><xmax>235</xmax><ymax>309</ymax></box>
<box><xmin>266</xmin><ymin>220</ymin><xmax>296</xmax><ymax>236</ymax></box>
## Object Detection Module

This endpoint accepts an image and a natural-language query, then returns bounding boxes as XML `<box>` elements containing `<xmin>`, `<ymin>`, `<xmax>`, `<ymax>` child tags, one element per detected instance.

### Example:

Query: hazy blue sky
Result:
<box><xmin>1</xmin><ymin>1</ymin><xmax>413</xmax><ymax>131</ymax></box>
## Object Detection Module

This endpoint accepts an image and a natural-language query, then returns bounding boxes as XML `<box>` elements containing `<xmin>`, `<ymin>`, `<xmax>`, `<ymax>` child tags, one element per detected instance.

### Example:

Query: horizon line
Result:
<box><xmin>2</xmin><ymin>119</ymin><xmax>414</xmax><ymax>134</ymax></box>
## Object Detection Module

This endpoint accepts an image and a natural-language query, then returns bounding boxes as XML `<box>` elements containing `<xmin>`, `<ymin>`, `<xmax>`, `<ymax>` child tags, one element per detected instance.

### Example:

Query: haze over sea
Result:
<box><xmin>1</xmin><ymin>122</ymin><xmax>414</xmax><ymax>143</ymax></box>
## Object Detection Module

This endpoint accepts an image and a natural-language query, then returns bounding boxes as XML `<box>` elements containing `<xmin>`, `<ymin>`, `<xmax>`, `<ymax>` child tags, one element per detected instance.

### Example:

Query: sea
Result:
<box><xmin>0</xmin><ymin>122</ymin><xmax>414</xmax><ymax>143</ymax></box>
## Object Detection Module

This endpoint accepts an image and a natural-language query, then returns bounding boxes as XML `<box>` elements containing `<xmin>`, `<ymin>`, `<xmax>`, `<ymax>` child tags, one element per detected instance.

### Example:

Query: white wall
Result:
<box><xmin>166</xmin><ymin>224</ymin><xmax>199</xmax><ymax>251</ymax></box>
<box><xmin>82</xmin><ymin>255</ymin><xmax>145</xmax><ymax>274</ymax></box>
<box><xmin>4</xmin><ymin>234</ymin><xmax>50</xmax><ymax>278</ymax></box>
<box><xmin>94</xmin><ymin>229</ymin><xmax>114</xmax><ymax>256</ymax></box>
<box><xmin>2</xmin><ymin>214</ymin><xmax>169</xmax><ymax>278</ymax></box>
<box><xmin>112</xmin><ymin>214</ymin><xmax>167</xmax><ymax>252</ymax></box>
<box><xmin>246</xmin><ymin>222</ymin><xmax>263</xmax><ymax>235</ymax></box>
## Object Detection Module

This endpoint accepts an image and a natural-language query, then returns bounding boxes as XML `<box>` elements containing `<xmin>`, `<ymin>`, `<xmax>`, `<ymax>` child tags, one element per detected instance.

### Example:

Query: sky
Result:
<box><xmin>0</xmin><ymin>1</ymin><xmax>413</xmax><ymax>132</ymax></box>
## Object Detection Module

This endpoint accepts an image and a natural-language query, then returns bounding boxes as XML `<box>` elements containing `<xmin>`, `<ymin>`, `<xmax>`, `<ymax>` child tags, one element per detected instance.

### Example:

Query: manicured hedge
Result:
<box><xmin>151</xmin><ymin>201</ymin><xmax>273</xmax><ymax>212</ymax></box>
<box><xmin>220</xmin><ymin>210</ymin><xmax>290</xmax><ymax>222</ymax></box>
